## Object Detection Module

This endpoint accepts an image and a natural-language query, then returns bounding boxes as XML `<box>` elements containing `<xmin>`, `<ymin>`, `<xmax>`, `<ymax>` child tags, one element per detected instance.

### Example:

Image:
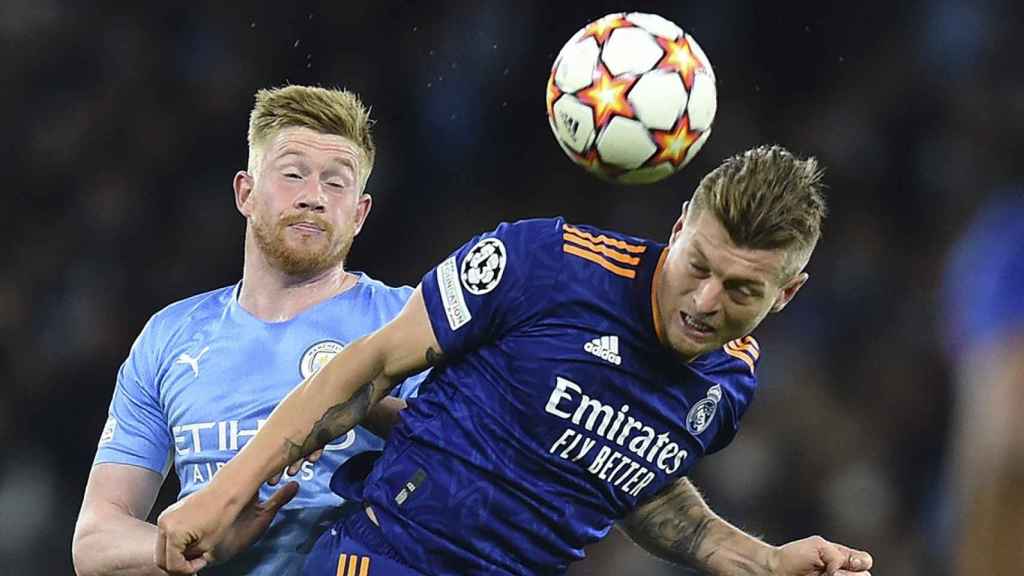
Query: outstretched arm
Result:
<box><xmin>621</xmin><ymin>477</ymin><xmax>873</xmax><ymax>576</ymax></box>
<box><xmin>156</xmin><ymin>287</ymin><xmax>441</xmax><ymax>574</ymax></box>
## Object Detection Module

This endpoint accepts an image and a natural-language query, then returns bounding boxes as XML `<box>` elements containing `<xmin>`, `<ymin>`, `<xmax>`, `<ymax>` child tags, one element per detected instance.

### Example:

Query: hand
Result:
<box><xmin>267</xmin><ymin>449</ymin><xmax>323</xmax><ymax>486</ymax></box>
<box><xmin>207</xmin><ymin>482</ymin><xmax>299</xmax><ymax>565</ymax></box>
<box><xmin>155</xmin><ymin>482</ymin><xmax>247</xmax><ymax>575</ymax></box>
<box><xmin>770</xmin><ymin>536</ymin><xmax>873</xmax><ymax>576</ymax></box>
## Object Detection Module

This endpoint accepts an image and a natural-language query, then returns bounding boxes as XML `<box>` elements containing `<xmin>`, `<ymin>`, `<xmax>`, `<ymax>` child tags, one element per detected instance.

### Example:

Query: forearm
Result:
<box><xmin>73</xmin><ymin>514</ymin><xmax>168</xmax><ymax>576</ymax></box>
<box><xmin>213</xmin><ymin>335</ymin><xmax>394</xmax><ymax>507</ymax></box>
<box><xmin>622</xmin><ymin>478</ymin><xmax>776</xmax><ymax>576</ymax></box>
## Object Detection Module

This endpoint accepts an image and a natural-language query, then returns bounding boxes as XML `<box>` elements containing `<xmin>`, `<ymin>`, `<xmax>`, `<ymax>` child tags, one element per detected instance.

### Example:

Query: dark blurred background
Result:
<box><xmin>2</xmin><ymin>1</ymin><xmax>1022</xmax><ymax>574</ymax></box>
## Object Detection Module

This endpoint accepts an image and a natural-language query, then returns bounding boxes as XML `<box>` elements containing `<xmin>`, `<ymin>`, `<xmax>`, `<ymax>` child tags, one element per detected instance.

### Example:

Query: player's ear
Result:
<box><xmin>669</xmin><ymin>201</ymin><xmax>689</xmax><ymax>243</ymax></box>
<box><xmin>234</xmin><ymin>171</ymin><xmax>255</xmax><ymax>217</ymax></box>
<box><xmin>771</xmin><ymin>272</ymin><xmax>808</xmax><ymax>313</ymax></box>
<box><xmin>352</xmin><ymin>193</ymin><xmax>373</xmax><ymax>237</ymax></box>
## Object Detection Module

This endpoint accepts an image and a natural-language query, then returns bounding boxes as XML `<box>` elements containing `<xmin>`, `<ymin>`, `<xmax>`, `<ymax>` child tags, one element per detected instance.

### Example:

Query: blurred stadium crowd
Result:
<box><xmin>2</xmin><ymin>1</ymin><xmax>1022</xmax><ymax>574</ymax></box>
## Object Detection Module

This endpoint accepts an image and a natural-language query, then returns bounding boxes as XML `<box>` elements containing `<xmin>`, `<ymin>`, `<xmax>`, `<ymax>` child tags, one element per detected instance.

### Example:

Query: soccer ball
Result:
<box><xmin>546</xmin><ymin>13</ymin><xmax>717</xmax><ymax>184</ymax></box>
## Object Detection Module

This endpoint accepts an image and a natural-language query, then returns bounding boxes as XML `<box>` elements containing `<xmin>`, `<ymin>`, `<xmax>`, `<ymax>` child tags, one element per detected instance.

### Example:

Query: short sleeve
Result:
<box><xmin>702</xmin><ymin>337</ymin><xmax>760</xmax><ymax>455</ymax></box>
<box><xmin>93</xmin><ymin>317</ymin><xmax>173</xmax><ymax>475</ymax></box>
<box><xmin>420</xmin><ymin>219</ymin><xmax>563</xmax><ymax>360</ymax></box>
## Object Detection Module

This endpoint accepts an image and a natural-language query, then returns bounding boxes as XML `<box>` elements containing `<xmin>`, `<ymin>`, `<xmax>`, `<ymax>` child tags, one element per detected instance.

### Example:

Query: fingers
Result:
<box><xmin>157</xmin><ymin>527</ymin><xmax>208</xmax><ymax>575</ymax></box>
<box><xmin>819</xmin><ymin>542</ymin><xmax>846</xmax><ymax>576</ymax></box>
<box><xmin>261</xmin><ymin>481</ymin><xmax>300</xmax><ymax>513</ymax></box>
<box><xmin>272</xmin><ymin>449</ymin><xmax>323</xmax><ymax>485</ymax></box>
<box><xmin>285</xmin><ymin>449</ymin><xmax>323</xmax><ymax>476</ymax></box>
<box><xmin>835</xmin><ymin>544</ymin><xmax>874</xmax><ymax>572</ymax></box>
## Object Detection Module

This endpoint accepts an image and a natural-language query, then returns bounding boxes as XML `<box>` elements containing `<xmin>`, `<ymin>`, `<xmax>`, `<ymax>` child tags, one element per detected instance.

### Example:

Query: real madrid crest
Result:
<box><xmin>300</xmin><ymin>340</ymin><xmax>345</xmax><ymax>379</ymax></box>
<box><xmin>686</xmin><ymin>384</ymin><xmax>723</xmax><ymax>435</ymax></box>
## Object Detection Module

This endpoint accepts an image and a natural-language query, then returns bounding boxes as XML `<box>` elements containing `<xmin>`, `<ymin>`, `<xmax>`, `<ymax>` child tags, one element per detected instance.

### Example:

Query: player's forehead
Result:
<box><xmin>263</xmin><ymin>126</ymin><xmax>362</xmax><ymax>170</ymax></box>
<box><xmin>684</xmin><ymin>212</ymin><xmax>787</xmax><ymax>285</ymax></box>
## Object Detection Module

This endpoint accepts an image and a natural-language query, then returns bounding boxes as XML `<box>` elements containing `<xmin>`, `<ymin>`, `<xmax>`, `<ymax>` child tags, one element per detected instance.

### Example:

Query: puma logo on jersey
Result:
<box><xmin>584</xmin><ymin>335</ymin><xmax>622</xmax><ymax>365</ymax></box>
<box><xmin>175</xmin><ymin>346</ymin><xmax>210</xmax><ymax>377</ymax></box>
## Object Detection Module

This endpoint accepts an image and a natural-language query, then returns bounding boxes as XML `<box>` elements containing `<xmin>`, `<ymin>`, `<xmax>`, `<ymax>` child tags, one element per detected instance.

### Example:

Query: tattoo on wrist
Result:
<box><xmin>284</xmin><ymin>381</ymin><xmax>374</xmax><ymax>463</ymax></box>
<box><xmin>626</xmin><ymin>480</ymin><xmax>767</xmax><ymax>575</ymax></box>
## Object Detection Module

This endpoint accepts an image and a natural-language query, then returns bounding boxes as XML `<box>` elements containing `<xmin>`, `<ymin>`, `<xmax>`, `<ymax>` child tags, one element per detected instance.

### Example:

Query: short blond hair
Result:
<box><xmin>690</xmin><ymin>145</ymin><xmax>826</xmax><ymax>276</ymax></box>
<box><xmin>247</xmin><ymin>85</ymin><xmax>375</xmax><ymax>188</ymax></box>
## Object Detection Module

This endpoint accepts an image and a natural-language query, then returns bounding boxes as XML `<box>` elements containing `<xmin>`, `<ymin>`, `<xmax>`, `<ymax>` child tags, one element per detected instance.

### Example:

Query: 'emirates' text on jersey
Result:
<box><xmin>359</xmin><ymin>218</ymin><xmax>759</xmax><ymax>575</ymax></box>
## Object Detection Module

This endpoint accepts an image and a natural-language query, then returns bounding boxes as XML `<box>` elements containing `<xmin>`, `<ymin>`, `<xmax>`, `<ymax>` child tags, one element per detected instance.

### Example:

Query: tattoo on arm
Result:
<box><xmin>623</xmin><ymin>479</ymin><xmax>765</xmax><ymax>575</ymax></box>
<box><xmin>283</xmin><ymin>381</ymin><xmax>374</xmax><ymax>464</ymax></box>
<box><xmin>425</xmin><ymin>345</ymin><xmax>445</xmax><ymax>366</ymax></box>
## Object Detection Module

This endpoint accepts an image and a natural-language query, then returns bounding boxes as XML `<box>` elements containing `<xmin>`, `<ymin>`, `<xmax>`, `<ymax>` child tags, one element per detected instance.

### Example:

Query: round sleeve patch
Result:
<box><xmin>460</xmin><ymin>238</ymin><xmax>507</xmax><ymax>295</ymax></box>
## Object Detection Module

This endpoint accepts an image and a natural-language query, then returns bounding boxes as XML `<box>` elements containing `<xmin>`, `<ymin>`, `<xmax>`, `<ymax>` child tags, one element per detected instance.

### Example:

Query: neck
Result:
<box><xmin>238</xmin><ymin>235</ymin><xmax>356</xmax><ymax>322</ymax></box>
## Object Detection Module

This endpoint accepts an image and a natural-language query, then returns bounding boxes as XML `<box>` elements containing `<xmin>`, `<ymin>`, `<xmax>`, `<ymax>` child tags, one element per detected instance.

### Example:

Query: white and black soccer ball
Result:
<box><xmin>546</xmin><ymin>12</ymin><xmax>717</xmax><ymax>184</ymax></box>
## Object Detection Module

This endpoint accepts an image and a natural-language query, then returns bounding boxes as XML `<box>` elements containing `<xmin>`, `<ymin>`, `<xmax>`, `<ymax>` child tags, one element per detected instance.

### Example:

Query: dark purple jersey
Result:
<box><xmin>356</xmin><ymin>218</ymin><xmax>759</xmax><ymax>575</ymax></box>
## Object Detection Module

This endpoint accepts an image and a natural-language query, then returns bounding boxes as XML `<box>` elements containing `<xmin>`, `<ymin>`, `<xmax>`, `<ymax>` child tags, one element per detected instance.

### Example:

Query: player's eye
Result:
<box><xmin>284</xmin><ymin>172</ymin><xmax>302</xmax><ymax>180</ymax></box>
<box><xmin>730</xmin><ymin>286</ymin><xmax>759</xmax><ymax>303</ymax></box>
<box><xmin>689</xmin><ymin>262</ymin><xmax>710</xmax><ymax>276</ymax></box>
<box><xmin>325</xmin><ymin>180</ymin><xmax>345</xmax><ymax>189</ymax></box>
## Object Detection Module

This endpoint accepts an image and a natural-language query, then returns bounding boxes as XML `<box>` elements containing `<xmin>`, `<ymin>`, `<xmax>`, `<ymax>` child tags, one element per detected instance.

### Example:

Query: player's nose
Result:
<box><xmin>691</xmin><ymin>279</ymin><xmax>722</xmax><ymax>315</ymax></box>
<box><xmin>293</xmin><ymin>179</ymin><xmax>327</xmax><ymax>212</ymax></box>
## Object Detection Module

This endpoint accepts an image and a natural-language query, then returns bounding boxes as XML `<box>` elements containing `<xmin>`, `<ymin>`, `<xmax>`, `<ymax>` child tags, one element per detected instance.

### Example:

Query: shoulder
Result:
<box><xmin>690</xmin><ymin>336</ymin><xmax>761</xmax><ymax>400</ymax></box>
<box><xmin>352</xmin><ymin>273</ymin><xmax>414</xmax><ymax>303</ymax></box>
<box><xmin>143</xmin><ymin>285</ymin><xmax>234</xmax><ymax>345</ymax></box>
<box><xmin>450</xmin><ymin>217</ymin><xmax>568</xmax><ymax>287</ymax></box>
<box><xmin>559</xmin><ymin>221</ymin><xmax>661</xmax><ymax>282</ymax></box>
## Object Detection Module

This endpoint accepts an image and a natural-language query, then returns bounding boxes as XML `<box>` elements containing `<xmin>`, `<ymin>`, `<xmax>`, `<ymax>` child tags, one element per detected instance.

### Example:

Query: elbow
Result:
<box><xmin>71</xmin><ymin>517</ymin><xmax>101</xmax><ymax>576</ymax></box>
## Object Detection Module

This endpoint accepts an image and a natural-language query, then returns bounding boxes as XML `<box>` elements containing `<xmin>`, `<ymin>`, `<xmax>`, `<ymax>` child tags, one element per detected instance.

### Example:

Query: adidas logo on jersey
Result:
<box><xmin>584</xmin><ymin>335</ymin><xmax>622</xmax><ymax>365</ymax></box>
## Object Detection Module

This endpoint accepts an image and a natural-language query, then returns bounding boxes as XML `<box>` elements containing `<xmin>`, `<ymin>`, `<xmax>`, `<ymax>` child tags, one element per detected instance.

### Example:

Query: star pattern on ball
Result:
<box><xmin>652</xmin><ymin>117</ymin><xmax>701</xmax><ymax>167</ymax></box>
<box><xmin>577</xmin><ymin>65</ymin><xmax>636</xmax><ymax>129</ymax></box>
<box><xmin>656</xmin><ymin>36</ymin><xmax>699</xmax><ymax>90</ymax></box>
<box><xmin>571</xmin><ymin>148</ymin><xmax>605</xmax><ymax>173</ymax></box>
<box><xmin>582</xmin><ymin>14</ymin><xmax>633</xmax><ymax>46</ymax></box>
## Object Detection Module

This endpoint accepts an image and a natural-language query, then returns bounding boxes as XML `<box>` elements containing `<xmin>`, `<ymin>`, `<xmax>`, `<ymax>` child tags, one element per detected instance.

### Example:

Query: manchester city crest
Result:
<box><xmin>686</xmin><ymin>384</ymin><xmax>723</xmax><ymax>435</ymax></box>
<box><xmin>300</xmin><ymin>340</ymin><xmax>345</xmax><ymax>379</ymax></box>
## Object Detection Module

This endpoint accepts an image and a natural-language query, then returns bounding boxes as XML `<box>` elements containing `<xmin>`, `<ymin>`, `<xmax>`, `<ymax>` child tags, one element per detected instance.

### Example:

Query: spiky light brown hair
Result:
<box><xmin>247</xmin><ymin>85</ymin><xmax>375</xmax><ymax>188</ymax></box>
<box><xmin>690</xmin><ymin>145</ymin><xmax>827</xmax><ymax>277</ymax></box>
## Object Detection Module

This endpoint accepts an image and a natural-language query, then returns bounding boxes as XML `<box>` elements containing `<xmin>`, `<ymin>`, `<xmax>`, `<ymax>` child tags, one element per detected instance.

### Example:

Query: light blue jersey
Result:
<box><xmin>93</xmin><ymin>273</ymin><xmax>424</xmax><ymax>576</ymax></box>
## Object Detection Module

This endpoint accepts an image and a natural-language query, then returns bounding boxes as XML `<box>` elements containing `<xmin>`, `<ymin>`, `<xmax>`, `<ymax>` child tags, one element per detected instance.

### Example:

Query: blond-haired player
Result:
<box><xmin>72</xmin><ymin>85</ymin><xmax>427</xmax><ymax>576</ymax></box>
<box><xmin>159</xmin><ymin>146</ymin><xmax>874</xmax><ymax>576</ymax></box>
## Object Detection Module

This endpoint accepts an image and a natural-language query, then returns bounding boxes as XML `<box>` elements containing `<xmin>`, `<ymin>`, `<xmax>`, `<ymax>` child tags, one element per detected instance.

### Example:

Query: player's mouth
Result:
<box><xmin>680</xmin><ymin>312</ymin><xmax>715</xmax><ymax>340</ymax></box>
<box><xmin>288</xmin><ymin>221</ymin><xmax>326</xmax><ymax>234</ymax></box>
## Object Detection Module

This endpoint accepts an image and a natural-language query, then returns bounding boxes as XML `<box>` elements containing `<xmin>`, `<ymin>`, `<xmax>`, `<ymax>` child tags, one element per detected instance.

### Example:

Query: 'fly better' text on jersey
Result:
<box><xmin>354</xmin><ymin>219</ymin><xmax>759</xmax><ymax>575</ymax></box>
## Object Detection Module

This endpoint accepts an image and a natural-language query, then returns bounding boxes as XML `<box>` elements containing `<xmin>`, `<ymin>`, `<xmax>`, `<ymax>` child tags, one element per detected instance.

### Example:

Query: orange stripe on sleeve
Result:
<box><xmin>359</xmin><ymin>556</ymin><xmax>370</xmax><ymax>576</ymax></box>
<box><xmin>348</xmin><ymin>555</ymin><xmax>359</xmax><ymax>576</ymax></box>
<box><xmin>563</xmin><ymin>244</ymin><xmax>637</xmax><ymax>278</ymax></box>
<box><xmin>562</xmin><ymin>233</ymin><xmax>641</xmax><ymax>265</ymax></box>
<box><xmin>741</xmin><ymin>335</ymin><xmax>760</xmax><ymax>352</ymax></box>
<box><xmin>726</xmin><ymin>339</ymin><xmax>760</xmax><ymax>360</ymax></box>
<box><xmin>337</xmin><ymin>554</ymin><xmax>348</xmax><ymax>576</ymax></box>
<box><xmin>563</xmin><ymin>224</ymin><xmax>647</xmax><ymax>254</ymax></box>
<box><xmin>723</xmin><ymin>346</ymin><xmax>755</xmax><ymax>374</ymax></box>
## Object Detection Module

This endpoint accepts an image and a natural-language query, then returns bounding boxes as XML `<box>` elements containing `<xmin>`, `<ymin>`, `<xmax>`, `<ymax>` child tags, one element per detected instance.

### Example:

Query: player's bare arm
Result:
<box><xmin>957</xmin><ymin>331</ymin><xmax>1024</xmax><ymax>574</ymax></box>
<box><xmin>622</xmin><ymin>477</ymin><xmax>873</xmax><ymax>576</ymax></box>
<box><xmin>155</xmin><ymin>287</ymin><xmax>439</xmax><ymax>574</ymax></box>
